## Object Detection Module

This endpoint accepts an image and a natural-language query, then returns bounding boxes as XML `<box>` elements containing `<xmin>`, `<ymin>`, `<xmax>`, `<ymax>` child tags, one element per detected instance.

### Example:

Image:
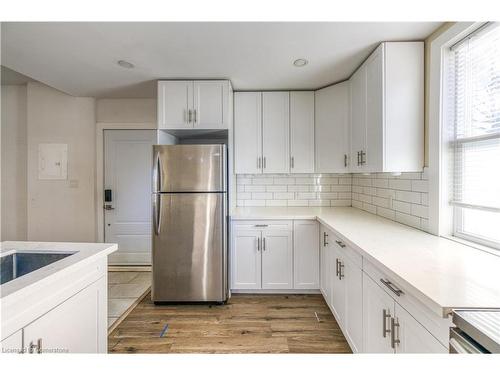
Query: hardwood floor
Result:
<box><xmin>108</xmin><ymin>293</ymin><xmax>352</xmax><ymax>354</ymax></box>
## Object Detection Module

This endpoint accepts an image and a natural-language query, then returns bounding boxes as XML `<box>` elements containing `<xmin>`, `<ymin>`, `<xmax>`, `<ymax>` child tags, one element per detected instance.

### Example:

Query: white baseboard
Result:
<box><xmin>231</xmin><ymin>289</ymin><xmax>321</xmax><ymax>294</ymax></box>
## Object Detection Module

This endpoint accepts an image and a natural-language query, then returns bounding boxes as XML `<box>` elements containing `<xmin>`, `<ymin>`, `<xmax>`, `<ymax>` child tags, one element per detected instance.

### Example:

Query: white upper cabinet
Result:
<box><xmin>262</xmin><ymin>92</ymin><xmax>290</xmax><ymax>174</ymax></box>
<box><xmin>234</xmin><ymin>92</ymin><xmax>262</xmax><ymax>174</ymax></box>
<box><xmin>193</xmin><ymin>80</ymin><xmax>229</xmax><ymax>129</ymax></box>
<box><xmin>158</xmin><ymin>80</ymin><xmax>230</xmax><ymax>130</ymax></box>
<box><xmin>158</xmin><ymin>81</ymin><xmax>193</xmax><ymax>129</ymax></box>
<box><xmin>349</xmin><ymin>42</ymin><xmax>424</xmax><ymax>173</ymax></box>
<box><xmin>290</xmin><ymin>92</ymin><xmax>315</xmax><ymax>173</ymax></box>
<box><xmin>315</xmin><ymin>82</ymin><xmax>350</xmax><ymax>173</ymax></box>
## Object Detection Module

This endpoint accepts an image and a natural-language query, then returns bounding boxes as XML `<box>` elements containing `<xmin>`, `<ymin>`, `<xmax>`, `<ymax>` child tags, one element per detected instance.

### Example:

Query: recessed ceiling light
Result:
<box><xmin>293</xmin><ymin>58</ymin><xmax>308</xmax><ymax>67</ymax></box>
<box><xmin>117</xmin><ymin>60</ymin><xmax>134</xmax><ymax>69</ymax></box>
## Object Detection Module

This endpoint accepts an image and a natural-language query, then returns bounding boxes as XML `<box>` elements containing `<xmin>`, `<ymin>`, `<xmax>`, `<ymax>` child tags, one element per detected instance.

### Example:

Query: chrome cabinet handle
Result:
<box><xmin>383</xmin><ymin>309</ymin><xmax>391</xmax><ymax>338</ymax></box>
<box><xmin>380</xmin><ymin>279</ymin><xmax>404</xmax><ymax>297</ymax></box>
<box><xmin>291</xmin><ymin>156</ymin><xmax>294</xmax><ymax>169</ymax></box>
<box><xmin>254</xmin><ymin>224</ymin><xmax>268</xmax><ymax>228</ymax></box>
<box><xmin>344</xmin><ymin>154</ymin><xmax>347</xmax><ymax>168</ymax></box>
<box><xmin>323</xmin><ymin>232</ymin><xmax>328</xmax><ymax>246</ymax></box>
<box><xmin>37</xmin><ymin>339</ymin><xmax>42</xmax><ymax>354</ymax></box>
<box><xmin>335</xmin><ymin>258</ymin><xmax>340</xmax><ymax>277</ymax></box>
<box><xmin>338</xmin><ymin>261</ymin><xmax>344</xmax><ymax>280</ymax></box>
<box><xmin>262</xmin><ymin>237</ymin><xmax>266</xmax><ymax>251</ymax></box>
<box><xmin>360</xmin><ymin>150</ymin><xmax>366</xmax><ymax>165</ymax></box>
<box><xmin>193</xmin><ymin>109</ymin><xmax>197</xmax><ymax>123</ymax></box>
<box><xmin>335</xmin><ymin>240</ymin><xmax>346</xmax><ymax>248</ymax></box>
<box><xmin>390</xmin><ymin>317</ymin><xmax>400</xmax><ymax>348</ymax></box>
<box><xmin>357</xmin><ymin>151</ymin><xmax>360</xmax><ymax>166</ymax></box>
<box><xmin>257</xmin><ymin>237</ymin><xmax>260</xmax><ymax>251</ymax></box>
<box><xmin>263</xmin><ymin>157</ymin><xmax>266</xmax><ymax>169</ymax></box>
<box><xmin>188</xmin><ymin>109</ymin><xmax>192</xmax><ymax>123</ymax></box>
<box><xmin>257</xmin><ymin>157</ymin><xmax>261</xmax><ymax>169</ymax></box>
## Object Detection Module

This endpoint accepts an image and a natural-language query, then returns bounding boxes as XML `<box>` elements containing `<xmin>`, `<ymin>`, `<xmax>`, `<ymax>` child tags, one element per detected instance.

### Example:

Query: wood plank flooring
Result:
<box><xmin>108</xmin><ymin>293</ymin><xmax>352</xmax><ymax>354</ymax></box>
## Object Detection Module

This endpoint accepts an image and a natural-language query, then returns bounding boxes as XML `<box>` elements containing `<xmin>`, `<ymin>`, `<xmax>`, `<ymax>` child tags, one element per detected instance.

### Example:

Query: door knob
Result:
<box><xmin>104</xmin><ymin>204</ymin><xmax>115</xmax><ymax>210</ymax></box>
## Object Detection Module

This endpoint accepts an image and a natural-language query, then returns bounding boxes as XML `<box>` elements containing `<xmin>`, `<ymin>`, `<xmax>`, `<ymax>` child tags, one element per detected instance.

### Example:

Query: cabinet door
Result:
<box><xmin>365</xmin><ymin>45</ymin><xmax>384</xmax><ymax>172</ymax></box>
<box><xmin>234</xmin><ymin>92</ymin><xmax>262</xmax><ymax>174</ymax></box>
<box><xmin>315</xmin><ymin>83</ymin><xmax>350</xmax><ymax>173</ymax></box>
<box><xmin>331</xmin><ymin>248</ymin><xmax>345</xmax><ymax>326</ymax></box>
<box><xmin>1</xmin><ymin>330</ymin><xmax>23</xmax><ymax>354</ymax></box>
<box><xmin>290</xmin><ymin>91</ymin><xmax>315</xmax><ymax>173</ymax></box>
<box><xmin>344</xmin><ymin>256</ymin><xmax>364</xmax><ymax>353</ymax></box>
<box><xmin>262</xmin><ymin>92</ymin><xmax>290</xmax><ymax>174</ymax></box>
<box><xmin>231</xmin><ymin>230</ymin><xmax>262</xmax><ymax>289</ymax></box>
<box><xmin>293</xmin><ymin>220</ymin><xmax>319</xmax><ymax>289</ymax></box>
<box><xmin>394</xmin><ymin>305</ymin><xmax>447</xmax><ymax>353</ymax></box>
<box><xmin>23</xmin><ymin>277</ymin><xmax>106</xmax><ymax>353</ymax></box>
<box><xmin>193</xmin><ymin>80</ymin><xmax>229</xmax><ymax>129</ymax></box>
<box><xmin>157</xmin><ymin>81</ymin><xmax>193</xmax><ymax>129</ymax></box>
<box><xmin>262</xmin><ymin>230</ymin><xmax>293</xmax><ymax>289</ymax></box>
<box><xmin>363</xmin><ymin>275</ymin><xmax>395</xmax><ymax>353</ymax></box>
<box><xmin>349</xmin><ymin>66</ymin><xmax>366</xmax><ymax>172</ymax></box>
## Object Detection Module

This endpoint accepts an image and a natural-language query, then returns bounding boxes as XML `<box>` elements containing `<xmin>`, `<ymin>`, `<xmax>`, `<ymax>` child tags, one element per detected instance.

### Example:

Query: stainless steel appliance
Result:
<box><xmin>450</xmin><ymin>309</ymin><xmax>500</xmax><ymax>353</ymax></box>
<box><xmin>151</xmin><ymin>144</ymin><xmax>228</xmax><ymax>303</ymax></box>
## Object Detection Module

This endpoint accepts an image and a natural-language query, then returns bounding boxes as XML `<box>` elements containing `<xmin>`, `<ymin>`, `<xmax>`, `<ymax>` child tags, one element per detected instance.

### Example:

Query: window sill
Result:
<box><xmin>442</xmin><ymin>234</ymin><xmax>500</xmax><ymax>258</ymax></box>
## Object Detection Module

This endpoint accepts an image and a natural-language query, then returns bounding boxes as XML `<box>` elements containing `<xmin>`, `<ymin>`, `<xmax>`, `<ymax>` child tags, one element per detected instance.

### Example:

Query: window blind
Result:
<box><xmin>450</xmin><ymin>22</ymin><xmax>500</xmax><ymax>248</ymax></box>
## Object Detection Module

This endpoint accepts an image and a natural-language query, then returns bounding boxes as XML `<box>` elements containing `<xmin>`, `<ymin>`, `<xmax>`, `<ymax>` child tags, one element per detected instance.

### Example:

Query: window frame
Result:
<box><xmin>428</xmin><ymin>22</ymin><xmax>500</xmax><ymax>255</ymax></box>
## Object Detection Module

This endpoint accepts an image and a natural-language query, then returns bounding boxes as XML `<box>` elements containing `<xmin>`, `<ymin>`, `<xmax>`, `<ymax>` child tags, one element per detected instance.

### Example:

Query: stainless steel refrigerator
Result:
<box><xmin>151</xmin><ymin>144</ymin><xmax>228</xmax><ymax>303</ymax></box>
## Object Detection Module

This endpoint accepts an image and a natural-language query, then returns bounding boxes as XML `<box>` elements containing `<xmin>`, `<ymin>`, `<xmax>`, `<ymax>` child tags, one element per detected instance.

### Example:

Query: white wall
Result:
<box><xmin>1</xmin><ymin>85</ymin><xmax>28</xmax><ymax>240</ymax></box>
<box><xmin>96</xmin><ymin>98</ymin><xmax>156</xmax><ymax>123</ymax></box>
<box><xmin>26</xmin><ymin>82</ymin><xmax>96</xmax><ymax>242</ymax></box>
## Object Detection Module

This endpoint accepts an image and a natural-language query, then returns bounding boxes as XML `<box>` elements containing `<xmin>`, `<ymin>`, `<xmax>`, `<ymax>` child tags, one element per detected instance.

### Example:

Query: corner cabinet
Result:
<box><xmin>349</xmin><ymin>42</ymin><xmax>424</xmax><ymax>173</ymax></box>
<box><xmin>315</xmin><ymin>82</ymin><xmax>350</xmax><ymax>173</ymax></box>
<box><xmin>158</xmin><ymin>80</ymin><xmax>230</xmax><ymax>130</ymax></box>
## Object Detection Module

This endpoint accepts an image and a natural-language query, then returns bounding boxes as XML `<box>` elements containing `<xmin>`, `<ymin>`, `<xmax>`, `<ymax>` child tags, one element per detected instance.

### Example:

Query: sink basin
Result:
<box><xmin>0</xmin><ymin>252</ymin><xmax>74</xmax><ymax>285</ymax></box>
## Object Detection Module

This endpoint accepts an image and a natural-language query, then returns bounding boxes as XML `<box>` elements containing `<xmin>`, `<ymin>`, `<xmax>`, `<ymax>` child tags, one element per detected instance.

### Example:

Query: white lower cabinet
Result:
<box><xmin>262</xmin><ymin>230</ymin><xmax>293</xmax><ymax>289</ymax></box>
<box><xmin>363</xmin><ymin>274</ymin><xmax>395</xmax><ymax>353</ymax></box>
<box><xmin>232</xmin><ymin>229</ymin><xmax>262</xmax><ymax>289</ymax></box>
<box><xmin>1</xmin><ymin>330</ymin><xmax>23</xmax><ymax>354</ymax></box>
<box><xmin>293</xmin><ymin>221</ymin><xmax>319</xmax><ymax>289</ymax></box>
<box><xmin>231</xmin><ymin>221</ymin><xmax>292</xmax><ymax>290</ymax></box>
<box><xmin>23</xmin><ymin>276</ymin><xmax>106</xmax><ymax>353</ymax></box>
<box><xmin>363</xmin><ymin>274</ymin><xmax>447</xmax><ymax>353</ymax></box>
<box><xmin>395</xmin><ymin>304</ymin><xmax>447</xmax><ymax>353</ymax></box>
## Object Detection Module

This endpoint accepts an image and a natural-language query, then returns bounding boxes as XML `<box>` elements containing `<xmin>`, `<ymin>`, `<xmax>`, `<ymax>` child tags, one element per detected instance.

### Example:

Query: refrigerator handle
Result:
<box><xmin>153</xmin><ymin>194</ymin><xmax>162</xmax><ymax>235</ymax></box>
<box><xmin>153</xmin><ymin>150</ymin><xmax>162</xmax><ymax>193</ymax></box>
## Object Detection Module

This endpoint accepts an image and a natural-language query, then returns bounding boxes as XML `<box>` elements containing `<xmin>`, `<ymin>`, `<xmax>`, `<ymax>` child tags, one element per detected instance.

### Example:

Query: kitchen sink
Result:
<box><xmin>0</xmin><ymin>252</ymin><xmax>74</xmax><ymax>285</ymax></box>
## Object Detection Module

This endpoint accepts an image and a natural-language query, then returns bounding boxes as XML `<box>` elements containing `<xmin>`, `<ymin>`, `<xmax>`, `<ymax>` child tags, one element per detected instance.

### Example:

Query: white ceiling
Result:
<box><xmin>1</xmin><ymin>22</ymin><xmax>441</xmax><ymax>98</ymax></box>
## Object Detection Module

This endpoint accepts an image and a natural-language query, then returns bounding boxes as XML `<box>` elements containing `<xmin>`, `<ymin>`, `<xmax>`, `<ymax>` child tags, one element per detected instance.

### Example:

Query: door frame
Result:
<box><xmin>95</xmin><ymin>123</ymin><xmax>157</xmax><ymax>243</ymax></box>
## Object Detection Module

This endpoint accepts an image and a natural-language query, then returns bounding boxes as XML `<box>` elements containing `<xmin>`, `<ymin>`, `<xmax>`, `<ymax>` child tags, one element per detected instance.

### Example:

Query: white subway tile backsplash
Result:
<box><xmin>392</xmin><ymin>200</ymin><xmax>411</xmax><ymax>214</ymax></box>
<box><xmin>388</xmin><ymin>179</ymin><xmax>412</xmax><ymax>191</ymax></box>
<box><xmin>236</xmin><ymin>173</ymin><xmax>351</xmax><ymax>208</ymax></box>
<box><xmin>352</xmin><ymin>172</ymin><xmax>425</xmax><ymax>230</ymax></box>
<box><xmin>252</xmin><ymin>192</ymin><xmax>273</xmax><ymax>200</ymax></box>
<box><xmin>395</xmin><ymin>190</ymin><xmax>421</xmax><ymax>204</ymax></box>
<box><xmin>266</xmin><ymin>185</ymin><xmax>288</xmax><ymax>192</ymax></box>
<box><xmin>296</xmin><ymin>192</ymin><xmax>317</xmax><ymax>200</ymax></box>
<box><xmin>411</xmin><ymin>180</ymin><xmax>428</xmax><ymax>192</ymax></box>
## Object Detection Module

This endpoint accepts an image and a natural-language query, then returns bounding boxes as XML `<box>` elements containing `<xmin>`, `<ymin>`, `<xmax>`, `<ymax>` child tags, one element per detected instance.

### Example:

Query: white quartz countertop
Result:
<box><xmin>0</xmin><ymin>241</ymin><xmax>117</xmax><ymax>299</ymax></box>
<box><xmin>231</xmin><ymin>207</ymin><xmax>500</xmax><ymax>316</ymax></box>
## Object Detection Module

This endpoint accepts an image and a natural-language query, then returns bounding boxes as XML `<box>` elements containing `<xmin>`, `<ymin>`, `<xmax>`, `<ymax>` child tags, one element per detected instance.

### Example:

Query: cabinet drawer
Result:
<box><xmin>328</xmin><ymin>231</ymin><xmax>363</xmax><ymax>268</ymax></box>
<box><xmin>363</xmin><ymin>260</ymin><xmax>452</xmax><ymax>347</ymax></box>
<box><xmin>233</xmin><ymin>220</ymin><xmax>292</xmax><ymax>232</ymax></box>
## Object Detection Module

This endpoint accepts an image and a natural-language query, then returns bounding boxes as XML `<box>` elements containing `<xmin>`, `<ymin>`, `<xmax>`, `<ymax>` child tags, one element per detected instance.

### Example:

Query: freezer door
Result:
<box><xmin>153</xmin><ymin>144</ymin><xmax>226</xmax><ymax>192</ymax></box>
<box><xmin>152</xmin><ymin>192</ymin><xmax>227</xmax><ymax>302</ymax></box>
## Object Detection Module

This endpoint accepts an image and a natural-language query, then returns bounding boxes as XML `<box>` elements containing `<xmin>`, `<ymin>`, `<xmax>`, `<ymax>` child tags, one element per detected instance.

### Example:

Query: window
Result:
<box><xmin>449</xmin><ymin>23</ymin><xmax>500</xmax><ymax>250</ymax></box>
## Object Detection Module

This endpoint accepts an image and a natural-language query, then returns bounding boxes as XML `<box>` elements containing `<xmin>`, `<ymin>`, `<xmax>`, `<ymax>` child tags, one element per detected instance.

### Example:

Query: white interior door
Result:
<box><xmin>104</xmin><ymin>130</ymin><xmax>157</xmax><ymax>265</ymax></box>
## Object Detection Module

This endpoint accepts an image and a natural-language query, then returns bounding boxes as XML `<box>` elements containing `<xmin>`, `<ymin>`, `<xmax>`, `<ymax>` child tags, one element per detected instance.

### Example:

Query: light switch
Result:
<box><xmin>38</xmin><ymin>143</ymin><xmax>68</xmax><ymax>180</ymax></box>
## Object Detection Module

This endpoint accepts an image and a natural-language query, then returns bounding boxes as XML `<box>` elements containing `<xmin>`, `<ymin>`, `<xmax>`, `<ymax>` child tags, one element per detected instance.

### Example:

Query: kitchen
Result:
<box><xmin>1</xmin><ymin>4</ymin><xmax>500</xmax><ymax>371</ymax></box>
